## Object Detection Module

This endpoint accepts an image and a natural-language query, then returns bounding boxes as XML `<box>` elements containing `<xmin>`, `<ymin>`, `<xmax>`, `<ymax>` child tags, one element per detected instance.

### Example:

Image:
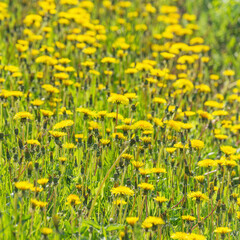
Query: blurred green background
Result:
<box><xmin>185</xmin><ymin>0</ymin><xmax>240</xmax><ymax>74</ymax></box>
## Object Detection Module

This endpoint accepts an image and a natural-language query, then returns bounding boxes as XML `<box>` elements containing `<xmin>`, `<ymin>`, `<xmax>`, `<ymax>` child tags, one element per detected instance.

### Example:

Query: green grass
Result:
<box><xmin>0</xmin><ymin>0</ymin><xmax>239</xmax><ymax>239</ymax></box>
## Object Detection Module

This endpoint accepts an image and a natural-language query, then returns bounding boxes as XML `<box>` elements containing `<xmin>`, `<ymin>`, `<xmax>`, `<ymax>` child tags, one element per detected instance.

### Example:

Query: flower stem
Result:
<box><xmin>114</xmin><ymin>104</ymin><xmax>119</xmax><ymax>133</ymax></box>
<box><xmin>87</xmin><ymin>146</ymin><xmax>128</xmax><ymax>219</ymax></box>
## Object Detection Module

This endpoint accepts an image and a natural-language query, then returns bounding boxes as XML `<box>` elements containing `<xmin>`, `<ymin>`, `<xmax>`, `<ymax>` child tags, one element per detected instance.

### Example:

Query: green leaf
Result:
<box><xmin>102</xmin><ymin>226</ymin><xmax>107</xmax><ymax>239</ymax></box>
<box><xmin>64</xmin><ymin>221</ymin><xmax>72</xmax><ymax>233</ymax></box>
<box><xmin>105</xmin><ymin>224</ymin><xmax>125</xmax><ymax>232</ymax></box>
<box><xmin>228</xmin><ymin>37</ymin><xmax>236</xmax><ymax>50</ymax></box>
<box><xmin>83</xmin><ymin>220</ymin><xmax>101</xmax><ymax>230</ymax></box>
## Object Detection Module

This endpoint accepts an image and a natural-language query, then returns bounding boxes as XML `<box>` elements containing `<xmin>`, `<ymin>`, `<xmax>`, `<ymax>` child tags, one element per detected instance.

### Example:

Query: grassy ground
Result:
<box><xmin>0</xmin><ymin>0</ymin><xmax>240</xmax><ymax>239</ymax></box>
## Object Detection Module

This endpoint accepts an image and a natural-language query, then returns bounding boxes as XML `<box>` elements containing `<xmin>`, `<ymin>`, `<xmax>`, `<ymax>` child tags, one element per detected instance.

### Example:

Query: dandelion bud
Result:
<box><xmin>7</xmin><ymin>149</ymin><xmax>11</xmax><ymax>160</ymax></box>
<box><xmin>131</xmin><ymin>104</ymin><xmax>136</xmax><ymax>112</ymax></box>
<box><xmin>231</xmin><ymin>170</ymin><xmax>236</xmax><ymax>177</ymax></box>
<box><xmin>53</xmin><ymin>177</ymin><xmax>58</xmax><ymax>185</ymax></box>
<box><xmin>114</xmin><ymin>173</ymin><xmax>118</xmax><ymax>181</ymax></box>
<box><xmin>109</xmin><ymin>218</ymin><xmax>114</xmax><ymax>224</ymax></box>
<box><xmin>198</xmin><ymin>221</ymin><xmax>204</xmax><ymax>230</ymax></box>
<box><xmin>209</xmin><ymin>121</ymin><xmax>213</xmax><ymax>130</ymax></box>
<box><xmin>221</xmin><ymin>203</ymin><xmax>226</xmax><ymax>212</ymax></box>
<box><xmin>228</xmin><ymin>207</ymin><xmax>233</xmax><ymax>221</ymax></box>
<box><xmin>35</xmin><ymin>162</ymin><xmax>39</xmax><ymax>170</ymax></box>
<box><xmin>215</xmin><ymin>191</ymin><xmax>221</xmax><ymax>203</ymax></box>
<box><xmin>28</xmin><ymin>162</ymin><xmax>33</xmax><ymax>177</ymax></box>
<box><xmin>126</xmin><ymin>178</ymin><xmax>131</xmax><ymax>187</ymax></box>
<box><xmin>43</xmin><ymin>121</ymin><xmax>48</xmax><ymax>129</ymax></box>
<box><xmin>0</xmin><ymin>133</ymin><xmax>4</xmax><ymax>140</ymax></box>
<box><xmin>130</xmin><ymin>138</ymin><xmax>136</xmax><ymax>146</ymax></box>
<box><xmin>53</xmin><ymin>215</ymin><xmax>60</xmax><ymax>231</ymax></box>
<box><xmin>185</xmin><ymin>165</ymin><xmax>190</xmax><ymax>176</ymax></box>
<box><xmin>18</xmin><ymin>139</ymin><xmax>23</xmax><ymax>149</ymax></box>
<box><xmin>87</xmin><ymin>135</ymin><xmax>93</xmax><ymax>146</ymax></box>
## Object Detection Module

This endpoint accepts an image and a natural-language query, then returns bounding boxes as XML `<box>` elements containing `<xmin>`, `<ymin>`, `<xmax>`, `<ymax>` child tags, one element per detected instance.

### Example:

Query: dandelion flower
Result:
<box><xmin>144</xmin><ymin>216</ymin><xmax>164</xmax><ymax>226</ymax></box>
<box><xmin>49</xmin><ymin>131</ymin><xmax>67</xmax><ymax>138</ymax></box>
<box><xmin>62</xmin><ymin>143</ymin><xmax>77</xmax><ymax>149</ymax></box>
<box><xmin>132</xmin><ymin>161</ymin><xmax>145</xmax><ymax>169</ymax></box>
<box><xmin>27</xmin><ymin>139</ymin><xmax>41</xmax><ymax>146</ymax></box>
<box><xmin>138</xmin><ymin>183</ymin><xmax>154</xmax><ymax>191</ymax></box>
<box><xmin>66</xmin><ymin>194</ymin><xmax>81</xmax><ymax>205</ymax></box>
<box><xmin>108</xmin><ymin>93</ymin><xmax>129</xmax><ymax>105</ymax></box>
<box><xmin>31</xmin><ymin>199</ymin><xmax>47</xmax><ymax>208</ymax></box>
<box><xmin>113</xmin><ymin>199</ymin><xmax>127</xmax><ymax>206</ymax></box>
<box><xmin>214</xmin><ymin>227</ymin><xmax>232</xmax><ymax>234</ymax></box>
<box><xmin>111</xmin><ymin>186</ymin><xmax>134</xmax><ymax>196</ymax></box>
<box><xmin>14</xmin><ymin>111</ymin><xmax>33</xmax><ymax>120</ymax></box>
<box><xmin>53</xmin><ymin>120</ymin><xmax>74</xmax><ymax>129</ymax></box>
<box><xmin>37</xmin><ymin>178</ymin><xmax>49</xmax><ymax>186</ymax></box>
<box><xmin>41</xmin><ymin>228</ymin><xmax>53</xmax><ymax>236</ymax></box>
<box><xmin>133</xmin><ymin>120</ymin><xmax>153</xmax><ymax>130</ymax></box>
<box><xmin>190</xmin><ymin>139</ymin><xmax>204</xmax><ymax>150</ymax></box>
<box><xmin>15</xmin><ymin>181</ymin><xmax>34</xmax><ymax>190</ymax></box>
<box><xmin>126</xmin><ymin>217</ymin><xmax>139</xmax><ymax>226</ymax></box>
<box><xmin>171</xmin><ymin>232</ymin><xmax>188</xmax><ymax>239</ymax></box>
<box><xmin>198</xmin><ymin>159</ymin><xmax>217</xmax><ymax>168</ymax></box>
<box><xmin>188</xmin><ymin>191</ymin><xmax>208</xmax><ymax>201</ymax></box>
<box><xmin>181</xmin><ymin>215</ymin><xmax>196</xmax><ymax>221</ymax></box>
<box><xmin>154</xmin><ymin>196</ymin><xmax>168</xmax><ymax>203</ymax></box>
<box><xmin>220</xmin><ymin>145</ymin><xmax>237</xmax><ymax>155</ymax></box>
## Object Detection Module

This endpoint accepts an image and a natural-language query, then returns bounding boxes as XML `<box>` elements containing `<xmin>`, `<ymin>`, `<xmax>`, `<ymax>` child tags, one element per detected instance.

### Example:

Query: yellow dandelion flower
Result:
<box><xmin>215</xmin><ymin>134</ymin><xmax>228</xmax><ymax>140</ymax></box>
<box><xmin>144</xmin><ymin>216</ymin><xmax>165</xmax><ymax>225</ymax></box>
<box><xmin>113</xmin><ymin>199</ymin><xmax>127</xmax><ymax>206</ymax></box>
<box><xmin>214</xmin><ymin>227</ymin><xmax>232</xmax><ymax>234</ymax></box>
<box><xmin>152</xmin><ymin>168</ymin><xmax>167</xmax><ymax>174</ymax></box>
<box><xmin>30</xmin><ymin>99</ymin><xmax>44</xmax><ymax>106</ymax></box>
<box><xmin>40</xmin><ymin>109</ymin><xmax>54</xmax><ymax>117</ymax></box>
<box><xmin>188</xmin><ymin>191</ymin><xmax>208</xmax><ymax>201</ymax></box>
<box><xmin>181</xmin><ymin>215</ymin><xmax>196</xmax><ymax>221</ymax></box>
<box><xmin>100</xmin><ymin>139</ymin><xmax>111</xmax><ymax>145</ymax></box>
<box><xmin>141</xmin><ymin>221</ymin><xmax>153</xmax><ymax>229</ymax></box>
<box><xmin>190</xmin><ymin>139</ymin><xmax>204</xmax><ymax>150</ymax></box>
<box><xmin>53</xmin><ymin>120</ymin><xmax>74</xmax><ymax>129</ymax></box>
<box><xmin>198</xmin><ymin>159</ymin><xmax>217</xmax><ymax>168</ymax></box>
<box><xmin>15</xmin><ymin>181</ymin><xmax>34</xmax><ymax>190</ymax></box>
<box><xmin>138</xmin><ymin>183</ymin><xmax>154</xmax><ymax>191</ymax></box>
<box><xmin>49</xmin><ymin>131</ymin><xmax>67</xmax><ymax>138</ymax></box>
<box><xmin>31</xmin><ymin>199</ymin><xmax>48</xmax><ymax>208</ymax></box>
<box><xmin>133</xmin><ymin>120</ymin><xmax>153</xmax><ymax>130</ymax></box>
<box><xmin>126</xmin><ymin>217</ymin><xmax>139</xmax><ymax>226</ymax></box>
<box><xmin>110</xmin><ymin>186</ymin><xmax>134</xmax><ymax>196</ymax></box>
<box><xmin>41</xmin><ymin>228</ymin><xmax>53</xmax><ymax>236</ymax></box>
<box><xmin>132</xmin><ymin>161</ymin><xmax>145</xmax><ymax>169</ymax></box>
<box><xmin>166</xmin><ymin>147</ymin><xmax>177</xmax><ymax>153</ymax></box>
<box><xmin>14</xmin><ymin>112</ymin><xmax>33</xmax><ymax>120</ymax></box>
<box><xmin>171</xmin><ymin>232</ymin><xmax>188</xmax><ymax>239</ymax></box>
<box><xmin>107</xmin><ymin>93</ymin><xmax>129</xmax><ymax>105</ymax></box>
<box><xmin>27</xmin><ymin>139</ymin><xmax>41</xmax><ymax>146</ymax></box>
<box><xmin>194</xmin><ymin>175</ymin><xmax>205</xmax><ymax>182</ymax></box>
<box><xmin>66</xmin><ymin>194</ymin><xmax>81</xmax><ymax>205</ymax></box>
<box><xmin>154</xmin><ymin>196</ymin><xmax>168</xmax><ymax>203</ymax></box>
<box><xmin>62</xmin><ymin>143</ymin><xmax>77</xmax><ymax>149</ymax></box>
<box><xmin>139</xmin><ymin>168</ymin><xmax>153</xmax><ymax>175</ymax></box>
<box><xmin>220</xmin><ymin>145</ymin><xmax>237</xmax><ymax>155</ymax></box>
<box><xmin>37</xmin><ymin>178</ymin><xmax>49</xmax><ymax>186</ymax></box>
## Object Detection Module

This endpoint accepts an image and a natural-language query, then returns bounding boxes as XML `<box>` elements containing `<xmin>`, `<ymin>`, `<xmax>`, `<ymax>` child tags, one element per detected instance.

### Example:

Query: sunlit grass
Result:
<box><xmin>0</xmin><ymin>0</ymin><xmax>239</xmax><ymax>239</ymax></box>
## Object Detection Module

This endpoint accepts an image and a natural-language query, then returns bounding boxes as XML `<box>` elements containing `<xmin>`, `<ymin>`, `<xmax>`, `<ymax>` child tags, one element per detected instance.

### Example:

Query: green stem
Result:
<box><xmin>87</xmin><ymin>146</ymin><xmax>128</xmax><ymax>219</ymax></box>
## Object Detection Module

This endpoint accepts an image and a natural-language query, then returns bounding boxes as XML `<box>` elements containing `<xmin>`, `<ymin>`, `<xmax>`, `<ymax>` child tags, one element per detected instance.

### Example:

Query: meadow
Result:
<box><xmin>0</xmin><ymin>0</ymin><xmax>240</xmax><ymax>239</ymax></box>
